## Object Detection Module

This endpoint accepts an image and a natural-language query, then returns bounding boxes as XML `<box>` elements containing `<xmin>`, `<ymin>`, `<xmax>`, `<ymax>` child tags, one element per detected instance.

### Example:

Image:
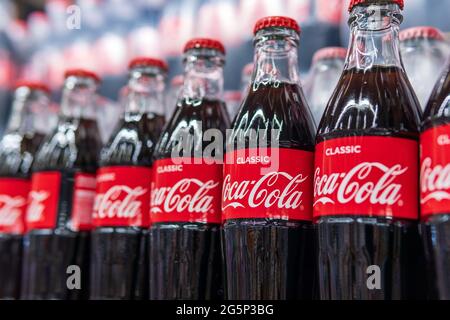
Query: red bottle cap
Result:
<box><xmin>348</xmin><ymin>0</ymin><xmax>404</xmax><ymax>12</ymax></box>
<box><xmin>399</xmin><ymin>26</ymin><xmax>446</xmax><ymax>42</ymax></box>
<box><xmin>183</xmin><ymin>38</ymin><xmax>226</xmax><ymax>55</ymax></box>
<box><xmin>129</xmin><ymin>57</ymin><xmax>169</xmax><ymax>72</ymax></box>
<box><xmin>313</xmin><ymin>47</ymin><xmax>347</xmax><ymax>64</ymax></box>
<box><xmin>253</xmin><ymin>16</ymin><xmax>300</xmax><ymax>35</ymax></box>
<box><xmin>64</xmin><ymin>69</ymin><xmax>101</xmax><ymax>83</ymax></box>
<box><xmin>14</xmin><ymin>80</ymin><xmax>50</xmax><ymax>94</ymax></box>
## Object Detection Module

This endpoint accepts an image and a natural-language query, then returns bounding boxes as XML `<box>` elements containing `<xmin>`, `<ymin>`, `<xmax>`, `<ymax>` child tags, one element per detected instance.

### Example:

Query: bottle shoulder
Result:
<box><xmin>99</xmin><ymin>117</ymin><xmax>154</xmax><ymax>167</ymax></box>
<box><xmin>317</xmin><ymin>67</ymin><xmax>421</xmax><ymax>142</ymax></box>
<box><xmin>230</xmin><ymin>83</ymin><xmax>316</xmax><ymax>151</ymax></box>
<box><xmin>33</xmin><ymin>118</ymin><xmax>101</xmax><ymax>173</ymax></box>
<box><xmin>0</xmin><ymin>132</ymin><xmax>42</xmax><ymax>177</ymax></box>
<box><xmin>154</xmin><ymin>99</ymin><xmax>231</xmax><ymax>159</ymax></box>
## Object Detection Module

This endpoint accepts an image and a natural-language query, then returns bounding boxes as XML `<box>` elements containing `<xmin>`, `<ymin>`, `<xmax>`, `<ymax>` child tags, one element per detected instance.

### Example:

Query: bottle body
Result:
<box><xmin>22</xmin><ymin>73</ymin><xmax>101</xmax><ymax>300</ymax></box>
<box><xmin>0</xmin><ymin>84</ymin><xmax>49</xmax><ymax>300</ymax></box>
<box><xmin>420</xmin><ymin>61</ymin><xmax>450</xmax><ymax>300</ymax></box>
<box><xmin>315</xmin><ymin>39</ymin><xmax>423</xmax><ymax>300</ymax></box>
<box><xmin>90</xmin><ymin>60</ymin><xmax>166</xmax><ymax>300</ymax></box>
<box><xmin>0</xmin><ymin>132</ymin><xmax>44</xmax><ymax>300</ymax></box>
<box><xmin>222</xmin><ymin>18</ymin><xmax>317</xmax><ymax>300</ymax></box>
<box><xmin>223</xmin><ymin>82</ymin><xmax>317</xmax><ymax>300</ymax></box>
<box><xmin>90</xmin><ymin>115</ymin><xmax>154</xmax><ymax>300</ymax></box>
<box><xmin>150</xmin><ymin>97</ymin><xmax>230</xmax><ymax>300</ymax></box>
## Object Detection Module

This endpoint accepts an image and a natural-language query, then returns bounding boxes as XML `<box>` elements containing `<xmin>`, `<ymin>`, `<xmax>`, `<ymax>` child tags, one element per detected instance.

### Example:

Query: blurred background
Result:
<box><xmin>0</xmin><ymin>0</ymin><xmax>449</xmax><ymax>136</ymax></box>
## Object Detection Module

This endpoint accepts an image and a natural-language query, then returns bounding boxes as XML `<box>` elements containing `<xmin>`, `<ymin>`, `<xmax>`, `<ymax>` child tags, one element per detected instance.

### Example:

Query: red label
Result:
<box><xmin>313</xmin><ymin>136</ymin><xmax>418</xmax><ymax>220</ymax></box>
<box><xmin>70</xmin><ymin>173</ymin><xmax>96</xmax><ymax>231</ymax></box>
<box><xmin>150</xmin><ymin>158</ymin><xmax>222</xmax><ymax>224</ymax></box>
<box><xmin>0</xmin><ymin>178</ymin><xmax>30</xmax><ymax>234</ymax></box>
<box><xmin>420</xmin><ymin>123</ymin><xmax>450</xmax><ymax>218</ymax></box>
<box><xmin>26</xmin><ymin>171</ymin><xmax>61</xmax><ymax>230</ymax></box>
<box><xmin>222</xmin><ymin>148</ymin><xmax>314</xmax><ymax>221</ymax></box>
<box><xmin>93</xmin><ymin>166</ymin><xmax>151</xmax><ymax>227</ymax></box>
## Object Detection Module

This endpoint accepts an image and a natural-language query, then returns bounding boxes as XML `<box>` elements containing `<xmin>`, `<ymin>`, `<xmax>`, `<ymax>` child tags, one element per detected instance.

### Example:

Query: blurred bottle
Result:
<box><xmin>22</xmin><ymin>69</ymin><xmax>102</xmax><ymax>300</ymax></box>
<box><xmin>400</xmin><ymin>26</ymin><xmax>450</xmax><ymax>110</ymax></box>
<box><xmin>0</xmin><ymin>1</ymin><xmax>16</xmax><ymax>138</ymax></box>
<box><xmin>150</xmin><ymin>38</ymin><xmax>230</xmax><ymax>300</ymax></box>
<box><xmin>304</xmin><ymin>47</ymin><xmax>346</xmax><ymax>125</ymax></box>
<box><xmin>420</xmin><ymin>60</ymin><xmax>450</xmax><ymax>300</ymax></box>
<box><xmin>91</xmin><ymin>57</ymin><xmax>167</xmax><ymax>300</ymax></box>
<box><xmin>0</xmin><ymin>81</ymin><xmax>50</xmax><ymax>300</ymax></box>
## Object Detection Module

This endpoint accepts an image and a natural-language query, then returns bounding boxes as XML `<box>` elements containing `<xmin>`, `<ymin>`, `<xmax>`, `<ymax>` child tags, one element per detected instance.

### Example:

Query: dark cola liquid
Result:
<box><xmin>421</xmin><ymin>63</ymin><xmax>450</xmax><ymax>300</ymax></box>
<box><xmin>146</xmin><ymin>113</ymin><xmax>166</xmax><ymax>141</ymax></box>
<box><xmin>0</xmin><ymin>132</ymin><xmax>44</xmax><ymax>299</ymax></box>
<box><xmin>316</xmin><ymin>66</ymin><xmax>424</xmax><ymax>300</ymax></box>
<box><xmin>91</xmin><ymin>112</ymin><xmax>160</xmax><ymax>300</ymax></box>
<box><xmin>149</xmin><ymin>98</ymin><xmax>230</xmax><ymax>300</ymax></box>
<box><xmin>223</xmin><ymin>82</ymin><xmax>317</xmax><ymax>300</ymax></box>
<box><xmin>21</xmin><ymin>118</ymin><xmax>100</xmax><ymax>300</ymax></box>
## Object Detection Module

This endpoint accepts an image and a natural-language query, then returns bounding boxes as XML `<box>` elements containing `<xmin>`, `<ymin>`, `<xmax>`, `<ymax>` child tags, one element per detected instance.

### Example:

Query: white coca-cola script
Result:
<box><xmin>26</xmin><ymin>191</ymin><xmax>49</xmax><ymax>222</ymax></box>
<box><xmin>421</xmin><ymin>157</ymin><xmax>450</xmax><ymax>203</ymax></box>
<box><xmin>222</xmin><ymin>172</ymin><xmax>308</xmax><ymax>210</ymax></box>
<box><xmin>314</xmin><ymin>162</ymin><xmax>408</xmax><ymax>206</ymax></box>
<box><xmin>151</xmin><ymin>178</ymin><xmax>219</xmax><ymax>214</ymax></box>
<box><xmin>0</xmin><ymin>195</ymin><xmax>26</xmax><ymax>226</ymax></box>
<box><xmin>94</xmin><ymin>185</ymin><xmax>147</xmax><ymax>219</ymax></box>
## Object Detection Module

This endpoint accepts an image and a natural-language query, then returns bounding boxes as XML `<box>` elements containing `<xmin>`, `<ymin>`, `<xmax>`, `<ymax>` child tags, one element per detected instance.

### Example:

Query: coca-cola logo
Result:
<box><xmin>421</xmin><ymin>157</ymin><xmax>450</xmax><ymax>203</ymax></box>
<box><xmin>26</xmin><ymin>191</ymin><xmax>50</xmax><ymax>222</ymax></box>
<box><xmin>314</xmin><ymin>162</ymin><xmax>408</xmax><ymax>206</ymax></box>
<box><xmin>222</xmin><ymin>172</ymin><xmax>308</xmax><ymax>210</ymax></box>
<box><xmin>438</xmin><ymin>134</ymin><xmax>450</xmax><ymax>146</ymax></box>
<box><xmin>0</xmin><ymin>195</ymin><xmax>26</xmax><ymax>226</ymax></box>
<box><xmin>151</xmin><ymin>178</ymin><xmax>219</xmax><ymax>214</ymax></box>
<box><xmin>94</xmin><ymin>185</ymin><xmax>147</xmax><ymax>219</ymax></box>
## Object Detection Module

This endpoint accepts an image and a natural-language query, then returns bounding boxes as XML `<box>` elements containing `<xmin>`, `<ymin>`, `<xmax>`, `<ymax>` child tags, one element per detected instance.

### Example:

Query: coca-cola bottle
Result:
<box><xmin>90</xmin><ymin>57</ymin><xmax>168</xmax><ymax>300</ymax></box>
<box><xmin>421</xmin><ymin>60</ymin><xmax>450</xmax><ymax>300</ymax></box>
<box><xmin>149</xmin><ymin>38</ymin><xmax>230</xmax><ymax>300</ymax></box>
<box><xmin>314</xmin><ymin>0</ymin><xmax>424</xmax><ymax>300</ymax></box>
<box><xmin>22</xmin><ymin>69</ymin><xmax>102</xmax><ymax>300</ymax></box>
<box><xmin>222</xmin><ymin>16</ymin><xmax>317</xmax><ymax>300</ymax></box>
<box><xmin>0</xmin><ymin>81</ymin><xmax>50</xmax><ymax>300</ymax></box>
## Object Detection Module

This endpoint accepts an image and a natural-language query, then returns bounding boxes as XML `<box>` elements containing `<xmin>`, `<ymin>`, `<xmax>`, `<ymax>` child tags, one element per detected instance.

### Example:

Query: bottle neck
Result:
<box><xmin>125</xmin><ymin>66</ymin><xmax>165</xmax><ymax>118</ymax></box>
<box><xmin>252</xmin><ymin>28</ymin><xmax>301</xmax><ymax>88</ymax></box>
<box><xmin>7</xmin><ymin>88</ymin><xmax>49</xmax><ymax>135</ymax></box>
<box><xmin>346</xmin><ymin>4</ymin><xmax>403</xmax><ymax>71</ymax></box>
<box><xmin>60</xmin><ymin>76</ymin><xmax>98</xmax><ymax>120</ymax></box>
<box><xmin>181</xmin><ymin>48</ymin><xmax>225</xmax><ymax>104</ymax></box>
